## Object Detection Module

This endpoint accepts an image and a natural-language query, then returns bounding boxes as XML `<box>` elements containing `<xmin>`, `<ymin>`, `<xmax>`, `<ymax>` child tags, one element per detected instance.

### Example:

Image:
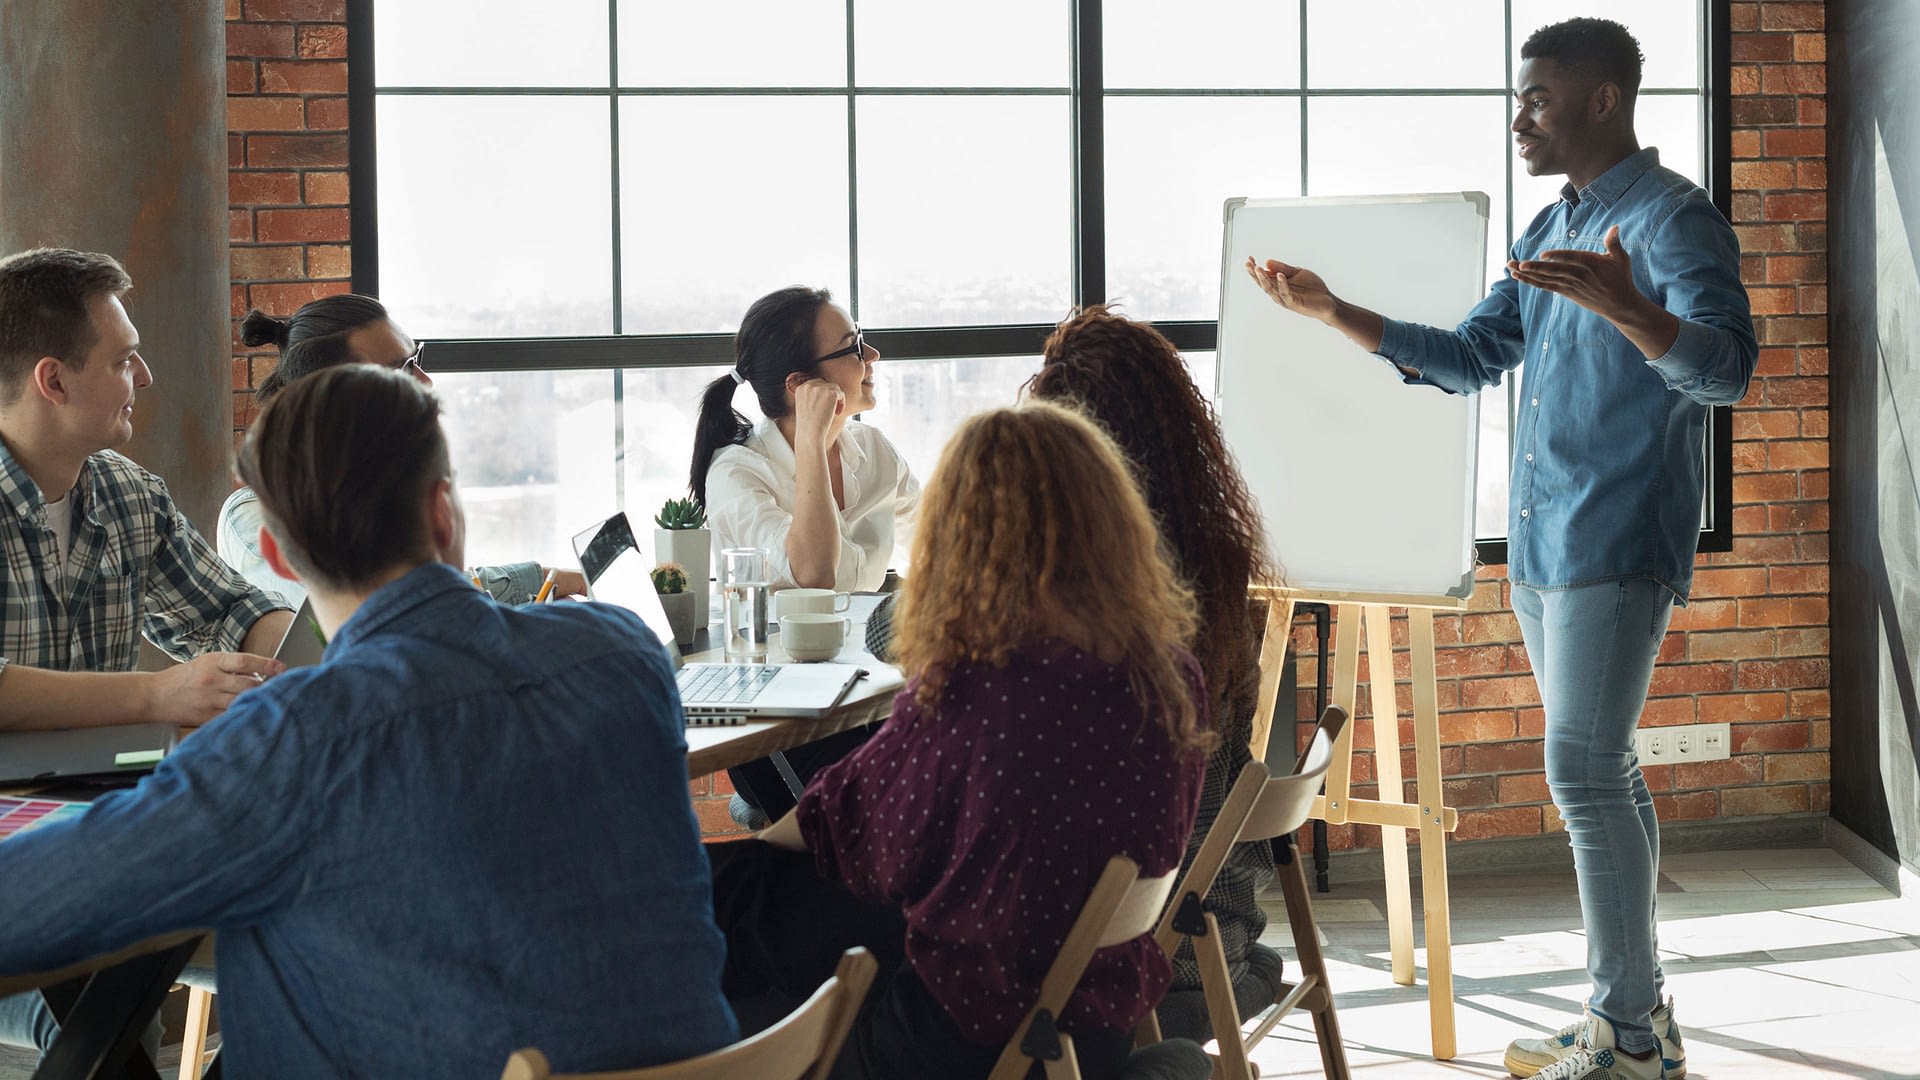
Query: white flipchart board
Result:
<box><xmin>1217</xmin><ymin>192</ymin><xmax>1489</xmax><ymax>599</ymax></box>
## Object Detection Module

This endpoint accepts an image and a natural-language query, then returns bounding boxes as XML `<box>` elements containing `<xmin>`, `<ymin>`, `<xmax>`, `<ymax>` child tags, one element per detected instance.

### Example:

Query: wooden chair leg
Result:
<box><xmin>180</xmin><ymin>986</ymin><xmax>215</xmax><ymax>1080</ymax></box>
<box><xmin>1276</xmin><ymin>838</ymin><xmax>1350</xmax><ymax>1080</ymax></box>
<box><xmin>1044</xmin><ymin>1033</ymin><xmax>1081</xmax><ymax>1080</ymax></box>
<box><xmin>1195</xmin><ymin>913</ymin><xmax>1253</xmax><ymax>1080</ymax></box>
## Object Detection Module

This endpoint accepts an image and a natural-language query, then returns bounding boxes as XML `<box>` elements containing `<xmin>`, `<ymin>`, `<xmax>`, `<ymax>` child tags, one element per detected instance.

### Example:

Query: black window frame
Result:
<box><xmin>344</xmin><ymin>0</ymin><xmax>1736</xmax><ymax>563</ymax></box>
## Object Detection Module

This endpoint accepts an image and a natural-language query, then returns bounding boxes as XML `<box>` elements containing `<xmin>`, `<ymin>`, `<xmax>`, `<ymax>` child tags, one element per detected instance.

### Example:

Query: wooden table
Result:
<box><xmin>681</xmin><ymin>623</ymin><xmax>904</xmax><ymax>779</ymax></box>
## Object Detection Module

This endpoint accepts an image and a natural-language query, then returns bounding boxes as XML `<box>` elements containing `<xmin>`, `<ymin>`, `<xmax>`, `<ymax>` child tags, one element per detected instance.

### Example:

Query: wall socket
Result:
<box><xmin>1635</xmin><ymin>722</ymin><xmax>1731</xmax><ymax>763</ymax></box>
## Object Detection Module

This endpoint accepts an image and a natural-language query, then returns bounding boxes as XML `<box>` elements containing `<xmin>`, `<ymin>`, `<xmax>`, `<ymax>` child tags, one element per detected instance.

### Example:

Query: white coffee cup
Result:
<box><xmin>780</xmin><ymin>613</ymin><xmax>848</xmax><ymax>662</ymax></box>
<box><xmin>777</xmin><ymin>587</ymin><xmax>852</xmax><ymax>618</ymax></box>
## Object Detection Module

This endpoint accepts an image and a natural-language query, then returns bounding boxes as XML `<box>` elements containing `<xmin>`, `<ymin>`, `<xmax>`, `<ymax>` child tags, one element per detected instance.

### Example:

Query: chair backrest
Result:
<box><xmin>988</xmin><ymin>857</ymin><xmax>1177</xmax><ymax>1080</ymax></box>
<box><xmin>499</xmin><ymin>947</ymin><xmax>878</xmax><ymax>1080</ymax></box>
<box><xmin>1239</xmin><ymin>705</ymin><xmax>1347</xmax><ymax>843</ymax></box>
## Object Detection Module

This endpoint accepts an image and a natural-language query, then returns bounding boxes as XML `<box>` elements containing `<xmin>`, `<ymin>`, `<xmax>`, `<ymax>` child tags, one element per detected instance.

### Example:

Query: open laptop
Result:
<box><xmin>274</xmin><ymin>598</ymin><xmax>327</xmax><ymax>668</ymax></box>
<box><xmin>571</xmin><ymin>512</ymin><xmax>864</xmax><ymax>724</ymax></box>
<box><xmin>0</xmin><ymin>723</ymin><xmax>180</xmax><ymax>785</ymax></box>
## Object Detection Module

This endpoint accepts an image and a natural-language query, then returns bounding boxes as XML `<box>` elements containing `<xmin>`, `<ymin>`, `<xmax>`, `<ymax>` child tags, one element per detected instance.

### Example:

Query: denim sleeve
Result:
<box><xmin>474</xmin><ymin>561</ymin><xmax>544</xmax><ymax>605</ymax></box>
<box><xmin>0</xmin><ymin>701</ymin><xmax>312</xmax><ymax>974</ymax></box>
<box><xmin>1375</xmin><ymin>271</ymin><xmax>1528</xmax><ymax>396</ymax></box>
<box><xmin>1641</xmin><ymin>199</ymin><xmax>1759</xmax><ymax>406</ymax></box>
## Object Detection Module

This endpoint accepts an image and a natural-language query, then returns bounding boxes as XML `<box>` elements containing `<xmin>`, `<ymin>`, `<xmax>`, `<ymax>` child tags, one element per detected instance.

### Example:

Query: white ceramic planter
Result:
<box><xmin>654</xmin><ymin>527</ymin><xmax>712</xmax><ymax>608</ymax></box>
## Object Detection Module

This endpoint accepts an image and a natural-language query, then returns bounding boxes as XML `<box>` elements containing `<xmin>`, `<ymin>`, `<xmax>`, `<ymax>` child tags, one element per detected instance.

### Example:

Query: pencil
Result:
<box><xmin>533</xmin><ymin>569</ymin><xmax>558</xmax><ymax>604</ymax></box>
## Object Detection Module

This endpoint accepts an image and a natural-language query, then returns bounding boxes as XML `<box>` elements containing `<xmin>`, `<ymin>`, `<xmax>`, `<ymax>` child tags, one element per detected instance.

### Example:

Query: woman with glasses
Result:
<box><xmin>219</xmin><ymin>295</ymin><xmax>581</xmax><ymax>610</ymax></box>
<box><xmin>690</xmin><ymin>286</ymin><xmax>919</xmax><ymax>595</ymax></box>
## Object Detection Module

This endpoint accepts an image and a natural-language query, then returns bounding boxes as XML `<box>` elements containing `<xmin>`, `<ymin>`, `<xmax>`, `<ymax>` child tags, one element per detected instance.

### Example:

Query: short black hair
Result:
<box><xmin>1521</xmin><ymin>17</ymin><xmax>1645</xmax><ymax>99</ymax></box>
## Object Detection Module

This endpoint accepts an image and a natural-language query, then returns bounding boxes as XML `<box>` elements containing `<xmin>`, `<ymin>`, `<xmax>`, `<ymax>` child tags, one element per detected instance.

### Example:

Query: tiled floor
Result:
<box><xmin>4</xmin><ymin>846</ymin><xmax>1914</xmax><ymax>1078</ymax></box>
<box><xmin>1245</xmin><ymin>846</ymin><xmax>1920</xmax><ymax>1079</ymax></box>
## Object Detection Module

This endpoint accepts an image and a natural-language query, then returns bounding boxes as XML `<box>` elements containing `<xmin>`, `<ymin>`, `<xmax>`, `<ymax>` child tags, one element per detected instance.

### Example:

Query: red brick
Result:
<box><xmin>227</xmin><ymin>58</ymin><xmax>257</xmax><ymax>94</ymax></box>
<box><xmin>1445</xmin><ymin>776</ymin><xmax>1498</xmax><ymax>809</ymax></box>
<box><xmin>1735</xmin><ymin>658</ymin><xmax>1828</xmax><ymax>691</ymax></box>
<box><xmin>1766</xmin><ymin>254</ymin><xmax>1827</xmax><ymax>284</ymax></box>
<box><xmin>306</xmin><ymin>96</ymin><xmax>349</xmax><ymax>130</ymax></box>
<box><xmin>1759</xmin><ymin>3</ymin><xmax>1824</xmax><ymax>31</ymax></box>
<box><xmin>227</xmin><ymin>22</ymin><xmax>295</xmax><ymax>58</ymax></box>
<box><xmin>1732</xmin><ymin>159</ymin><xmax>1796</xmax><ymax>190</ymax></box>
<box><xmin>297</xmin><ymin>24</ymin><xmax>346</xmax><ymax>58</ymax></box>
<box><xmin>1799</xmin><ymin>471</ymin><xmax>1830</xmax><ymax>500</ymax></box>
<box><xmin>1762</xmin><ymin>128</ymin><xmax>1826</xmax><ymax>157</ymax></box>
<box><xmin>1437</xmin><ymin>709</ymin><xmax>1520</xmax><ymax>742</ymax></box>
<box><xmin>1641</xmin><ymin>697</ymin><xmax>1696</xmax><ymax>727</ymax></box>
<box><xmin>1767</xmin><ymin>502</ymin><xmax>1829</xmax><ymax>532</ymax></box>
<box><xmin>1457</xmin><ymin>678</ymin><xmax>1539</xmax><ymax>710</ymax></box>
<box><xmin>1799</xmin><ymin>347</ymin><xmax>1830</xmax><ymax>375</ymax></box>
<box><xmin>1453</xmin><ymin>806</ymin><xmax>1542</xmax><ymax>841</ymax></box>
<box><xmin>244</xmin><ymin>0</ymin><xmax>346</xmax><ymax>22</ymax></box>
<box><xmin>1727</xmin><ymin>534</ymin><xmax>1798</xmax><ymax>564</ymax></box>
<box><xmin>1767</xmin><ymin>440</ymin><xmax>1828</xmax><ymax>470</ymax></box>
<box><xmin>247</xmin><ymin>133</ymin><xmax>348</xmax><ymax>167</ymax></box>
<box><xmin>1750</xmin><ymin>348</ymin><xmax>1797</xmax><ymax>378</ymax></box>
<box><xmin>1797</xmin><ymin>222</ymin><xmax>1827</xmax><ymax>252</ymax></box>
<box><xmin>1692</xmin><ymin>567</ymin><xmax>1769</xmax><ymax>598</ymax></box>
<box><xmin>1689</xmin><ymin>630</ymin><xmax>1775</xmax><ymax>661</ymax></box>
<box><xmin>1798</xmin><ymin>97</ymin><xmax>1827</xmax><ymax>126</ymax></box>
<box><xmin>1759</xmin><ymin>64</ymin><xmax>1826</xmax><ymax>96</ymax></box>
<box><xmin>1774</xmin><ymin>627</ymin><xmax>1828</xmax><ymax>658</ymax></box>
<box><xmin>1732</xmin><ymin>130</ymin><xmax>1761</xmax><ymax>159</ymax></box>
<box><xmin>1735</xmin><ymin>223</ymin><xmax>1796</xmax><ymax>252</ymax></box>
<box><xmin>1496</xmin><ymin>772</ymin><xmax>1550</xmax><ymax>805</ymax></box>
<box><xmin>1794</xmin><ymin>33</ymin><xmax>1827</xmax><ymax>62</ymax></box>
<box><xmin>1795</xmin><ymin>533</ymin><xmax>1829</xmax><ymax>562</ymax></box>
<box><xmin>1721</xmin><ymin>784</ymin><xmax>1810</xmax><ymax>817</ymax></box>
<box><xmin>1730</xmin><ymin>65</ymin><xmax>1761</xmax><ymax>96</ymax></box>
<box><xmin>694</xmin><ymin>798</ymin><xmax>751</xmax><ymax>837</ymax></box>
<box><xmin>303</xmin><ymin>171</ymin><xmax>349</xmax><ymax>205</ymax></box>
<box><xmin>1648</xmin><ymin>663</ymin><xmax>1736</xmax><ymax>696</ymax></box>
<box><xmin>1669</xmin><ymin>599</ymin><xmax>1736</xmax><ymax>631</ymax></box>
<box><xmin>1733</xmin><ymin>506</ymin><xmax>1769</xmax><ymax>534</ymax></box>
<box><xmin>1768</xmin><ymin>565</ymin><xmax>1828</xmax><ymax>595</ymax></box>
<box><xmin>1699</xmin><ymin>692</ymin><xmax>1787</xmax><ymax>724</ymax></box>
<box><xmin>1739</xmin><ymin>598</ymin><xmax>1807</xmax><ymax>628</ymax></box>
<box><xmin>230</xmin><ymin>245</ymin><xmax>305</xmax><ymax>281</ymax></box>
<box><xmin>1758</xmin><ymin>317</ymin><xmax>1827</xmax><ymax>347</ymax></box>
<box><xmin>1746</xmin><ymin>287</ymin><xmax>1797</xmax><ymax>317</ymax></box>
<box><xmin>1730</xmin><ymin>33</ymin><xmax>1793</xmax><ymax>62</ymax></box>
<box><xmin>260</xmin><ymin>59</ymin><xmax>348</xmax><ymax>94</ymax></box>
<box><xmin>226</xmin><ymin>95</ymin><xmax>306</xmax><ymax>131</ymax></box>
<box><xmin>229</xmin><ymin>208</ymin><xmax>253</xmax><ymax>241</ymax></box>
<box><xmin>1764</xmin><ymin>376</ymin><xmax>1828</xmax><ymax>406</ymax></box>
<box><xmin>1462</xmin><ymin>740</ymin><xmax>1541</xmax><ymax>774</ymax></box>
<box><xmin>1797</xmin><ymin>285</ymin><xmax>1828</xmax><ymax>314</ymax></box>
<box><xmin>247</xmin><ymin>280</ymin><xmax>351</xmax><ymax>312</ymax></box>
<box><xmin>1434</xmin><ymin>645</ymin><xmax>1507</xmax><ymax>679</ymax></box>
<box><xmin>1656</xmin><ymin>791</ymin><xmax>1720</xmax><ymax>821</ymax></box>
<box><xmin>1796</xmin><ymin>160</ymin><xmax>1827</xmax><ymax>190</ymax></box>
<box><xmin>226</xmin><ymin>0</ymin><xmax>241</xmax><ymax>19</ymax></box>
<box><xmin>1731</xmin><ymin>4</ymin><xmax>1759</xmax><ymax>32</ymax></box>
<box><xmin>1672</xmin><ymin>755</ymin><xmax>1762</xmax><ymax>789</ymax></box>
<box><xmin>1763</xmin><ymin>192</ymin><xmax>1826</xmax><ymax>222</ymax></box>
<box><xmin>1788</xmin><ymin>689</ymin><xmax>1830</xmax><ymax>719</ymax></box>
<box><xmin>1461</xmin><ymin>612</ymin><xmax>1521</xmax><ymax>643</ymax></box>
<box><xmin>256</xmin><ymin>207</ymin><xmax>351</xmax><ymax>243</ymax></box>
<box><xmin>228</xmin><ymin>170</ymin><xmax>300</xmax><ymax>205</ymax></box>
<box><xmin>1732</xmin><ymin>98</ymin><xmax>1796</xmax><ymax>128</ymax></box>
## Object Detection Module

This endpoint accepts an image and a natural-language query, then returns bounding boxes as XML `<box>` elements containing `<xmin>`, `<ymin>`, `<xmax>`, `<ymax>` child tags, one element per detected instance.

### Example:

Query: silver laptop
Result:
<box><xmin>0</xmin><ymin>723</ymin><xmax>180</xmax><ymax>784</ymax></box>
<box><xmin>274</xmin><ymin>598</ymin><xmax>327</xmax><ymax>668</ymax></box>
<box><xmin>570</xmin><ymin>513</ymin><xmax>864</xmax><ymax>723</ymax></box>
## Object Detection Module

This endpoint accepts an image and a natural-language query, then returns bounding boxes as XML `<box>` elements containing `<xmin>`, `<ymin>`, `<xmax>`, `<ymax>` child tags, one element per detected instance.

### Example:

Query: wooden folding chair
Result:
<box><xmin>1140</xmin><ymin>707</ymin><xmax>1352</xmax><ymax>1080</ymax></box>
<box><xmin>499</xmin><ymin>947</ymin><xmax>877</xmax><ymax>1080</ymax></box>
<box><xmin>989</xmin><ymin>857</ymin><xmax>1179</xmax><ymax>1080</ymax></box>
<box><xmin>179</xmin><ymin>985</ymin><xmax>217</xmax><ymax>1078</ymax></box>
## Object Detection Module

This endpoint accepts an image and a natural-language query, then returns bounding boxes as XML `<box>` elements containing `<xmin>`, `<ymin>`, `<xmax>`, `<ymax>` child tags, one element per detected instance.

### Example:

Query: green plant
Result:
<box><xmin>655</xmin><ymin>497</ymin><xmax>707</xmax><ymax>530</ymax></box>
<box><xmin>650</xmin><ymin>562</ymin><xmax>688</xmax><ymax>594</ymax></box>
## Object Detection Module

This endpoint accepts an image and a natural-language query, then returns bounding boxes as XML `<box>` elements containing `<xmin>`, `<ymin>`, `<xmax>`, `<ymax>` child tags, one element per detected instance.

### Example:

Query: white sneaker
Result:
<box><xmin>1530</xmin><ymin>1013</ymin><xmax>1666</xmax><ymax>1080</ymax></box>
<box><xmin>1506</xmin><ymin>1000</ymin><xmax>1685</xmax><ymax>1079</ymax></box>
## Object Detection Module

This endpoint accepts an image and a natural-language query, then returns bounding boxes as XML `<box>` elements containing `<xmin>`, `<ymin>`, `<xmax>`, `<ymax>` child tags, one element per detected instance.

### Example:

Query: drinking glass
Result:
<box><xmin>721</xmin><ymin>547</ymin><xmax>770</xmax><ymax>662</ymax></box>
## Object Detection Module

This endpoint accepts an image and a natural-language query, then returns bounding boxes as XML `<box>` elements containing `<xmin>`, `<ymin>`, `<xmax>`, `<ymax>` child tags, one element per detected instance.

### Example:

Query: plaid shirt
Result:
<box><xmin>0</xmin><ymin>440</ymin><xmax>288</xmax><ymax>673</ymax></box>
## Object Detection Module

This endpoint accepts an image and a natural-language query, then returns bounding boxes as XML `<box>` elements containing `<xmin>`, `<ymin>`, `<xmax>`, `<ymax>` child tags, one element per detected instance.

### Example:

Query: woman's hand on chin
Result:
<box><xmin>792</xmin><ymin>378</ymin><xmax>846</xmax><ymax>445</ymax></box>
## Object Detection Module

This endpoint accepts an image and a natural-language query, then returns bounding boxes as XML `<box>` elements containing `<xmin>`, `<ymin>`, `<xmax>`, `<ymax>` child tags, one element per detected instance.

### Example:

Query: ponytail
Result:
<box><xmin>243</xmin><ymin>294</ymin><xmax>391</xmax><ymax>405</ymax></box>
<box><xmin>686</xmin><ymin>285</ymin><xmax>835</xmax><ymax>507</ymax></box>
<box><xmin>689</xmin><ymin>374</ymin><xmax>753</xmax><ymax>507</ymax></box>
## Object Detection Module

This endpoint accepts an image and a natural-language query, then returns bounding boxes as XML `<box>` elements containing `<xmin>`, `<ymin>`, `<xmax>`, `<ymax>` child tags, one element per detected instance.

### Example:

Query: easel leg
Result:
<box><xmin>1408</xmin><ymin>608</ymin><xmax>1457</xmax><ymax>1058</ymax></box>
<box><xmin>1247</xmin><ymin>598</ymin><xmax>1296</xmax><ymax>765</ymax></box>
<box><xmin>1363</xmin><ymin>605</ymin><xmax>1415</xmax><ymax>987</ymax></box>
<box><xmin>1323</xmin><ymin>605</ymin><xmax>1364</xmax><ymax>824</ymax></box>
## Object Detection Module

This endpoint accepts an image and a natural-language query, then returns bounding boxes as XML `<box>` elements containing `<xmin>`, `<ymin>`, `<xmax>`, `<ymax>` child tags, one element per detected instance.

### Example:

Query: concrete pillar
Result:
<box><xmin>1</xmin><ymin>3</ymin><xmax>231</xmax><ymax>531</ymax></box>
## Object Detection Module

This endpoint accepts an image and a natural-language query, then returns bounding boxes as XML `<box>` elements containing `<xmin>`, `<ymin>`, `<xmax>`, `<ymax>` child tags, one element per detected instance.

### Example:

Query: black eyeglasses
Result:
<box><xmin>389</xmin><ymin>343</ymin><xmax>426</xmax><ymax>376</ymax></box>
<box><xmin>814</xmin><ymin>327</ymin><xmax>866</xmax><ymax>364</ymax></box>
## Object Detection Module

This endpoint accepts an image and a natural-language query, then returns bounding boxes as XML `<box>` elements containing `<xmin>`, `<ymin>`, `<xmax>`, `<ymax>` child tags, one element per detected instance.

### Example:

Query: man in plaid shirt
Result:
<box><xmin>0</xmin><ymin>248</ymin><xmax>292</xmax><ymax>733</ymax></box>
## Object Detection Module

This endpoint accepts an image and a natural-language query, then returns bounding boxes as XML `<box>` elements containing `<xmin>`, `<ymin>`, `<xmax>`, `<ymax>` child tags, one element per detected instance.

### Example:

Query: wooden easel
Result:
<box><xmin>1249</xmin><ymin>586</ymin><xmax>1468</xmax><ymax>1060</ymax></box>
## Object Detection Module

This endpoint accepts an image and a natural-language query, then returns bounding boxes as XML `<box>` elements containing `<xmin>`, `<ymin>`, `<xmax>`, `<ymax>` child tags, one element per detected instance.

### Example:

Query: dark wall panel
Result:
<box><xmin>1829</xmin><ymin>0</ymin><xmax>1920</xmax><ymax>870</ymax></box>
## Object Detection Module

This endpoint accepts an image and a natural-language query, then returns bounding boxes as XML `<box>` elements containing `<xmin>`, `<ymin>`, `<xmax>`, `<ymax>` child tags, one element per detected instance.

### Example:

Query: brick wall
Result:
<box><xmin>225</xmin><ymin>2</ymin><xmax>1830</xmax><ymax>845</ymax></box>
<box><xmin>1293</xmin><ymin>0</ymin><xmax>1830</xmax><ymax>854</ymax></box>
<box><xmin>226</xmin><ymin>0</ymin><xmax>351</xmax><ymax>444</ymax></box>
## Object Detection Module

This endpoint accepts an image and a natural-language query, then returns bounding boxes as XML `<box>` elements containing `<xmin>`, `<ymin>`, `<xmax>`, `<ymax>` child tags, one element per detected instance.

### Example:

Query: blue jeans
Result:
<box><xmin>1512</xmin><ymin>578</ymin><xmax>1674</xmax><ymax>1056</ymax></box>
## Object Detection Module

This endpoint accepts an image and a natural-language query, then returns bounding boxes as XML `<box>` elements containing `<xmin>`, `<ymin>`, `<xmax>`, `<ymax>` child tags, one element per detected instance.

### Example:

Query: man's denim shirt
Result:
<box><xmin>0</xmin><ymin>563</ymin><xmax>738</xmax><ymax>1078</ymax></box>
<box><xmin>1376</xmin><ymin>148</ymin><xmax>1758</xmax><ymax>601</ymax></box>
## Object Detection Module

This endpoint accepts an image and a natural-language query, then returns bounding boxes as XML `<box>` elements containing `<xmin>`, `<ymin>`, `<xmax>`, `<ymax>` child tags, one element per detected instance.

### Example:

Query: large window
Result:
<box><xmin>350</xmin><ymin>1</ymin><xmax>1731</xmax><ymax>571</ymax></box>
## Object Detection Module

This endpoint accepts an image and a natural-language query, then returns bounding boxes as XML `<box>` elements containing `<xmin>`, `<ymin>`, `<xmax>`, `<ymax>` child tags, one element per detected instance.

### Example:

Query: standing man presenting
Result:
<box><xmin>1248</xmin><ymin>18</ymin><xmax>1754</xmax><ymax>1080</ymax></box>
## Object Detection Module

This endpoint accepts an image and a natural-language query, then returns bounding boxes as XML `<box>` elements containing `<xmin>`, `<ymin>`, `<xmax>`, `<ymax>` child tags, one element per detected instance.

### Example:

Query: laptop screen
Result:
<box><xmin>571</xmin><ymin>513</ymin><xmax>682</xmax><ymax>663</ymax></box>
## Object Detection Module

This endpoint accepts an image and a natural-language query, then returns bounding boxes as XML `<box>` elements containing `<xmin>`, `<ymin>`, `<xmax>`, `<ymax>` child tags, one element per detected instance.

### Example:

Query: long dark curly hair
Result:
<box><xmin>1028</xmin><ymin>307</ymin><xmax>1276</xmax><ymax>731</ymax></box>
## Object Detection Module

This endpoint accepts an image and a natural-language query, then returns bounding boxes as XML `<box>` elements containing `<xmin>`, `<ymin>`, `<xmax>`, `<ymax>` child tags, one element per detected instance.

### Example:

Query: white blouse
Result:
<box><xmin>705</xmin><ymin>418</ymin><xmax>920</xmax><ymax>593</ymax></box>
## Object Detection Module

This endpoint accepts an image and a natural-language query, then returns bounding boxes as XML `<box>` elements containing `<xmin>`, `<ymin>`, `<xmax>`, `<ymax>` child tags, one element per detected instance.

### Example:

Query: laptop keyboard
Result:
<box><xmin>678</xmin><ymin>664</ymin><xmax>780</xmax><ymax>706</ymax></box>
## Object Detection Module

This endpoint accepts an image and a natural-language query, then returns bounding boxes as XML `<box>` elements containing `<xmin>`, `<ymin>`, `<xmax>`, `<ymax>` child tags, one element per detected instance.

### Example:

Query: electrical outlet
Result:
<box><xmin>1635</xmin><ymin>723</ymin><xmax>1730</xmax><ymax>763</ymax></box>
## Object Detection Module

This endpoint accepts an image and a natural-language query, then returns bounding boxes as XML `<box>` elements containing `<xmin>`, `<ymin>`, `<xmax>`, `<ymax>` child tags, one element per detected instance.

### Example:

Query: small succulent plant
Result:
<box><xmin>655</xmin><ymin>497</ymin><xmax>707</xmax><ymax>530</ymax></box>
<box><xmin>651</xmin><ymin>562</ymin><xmax>689</xmax><ymax>594</ymax></box>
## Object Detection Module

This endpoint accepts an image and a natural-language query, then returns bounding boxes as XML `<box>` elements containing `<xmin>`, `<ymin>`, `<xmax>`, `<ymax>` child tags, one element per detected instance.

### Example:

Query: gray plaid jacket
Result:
<box><xmin>0</xmin><ymin>442</ymin><xmax>288</xmax><ymax>674</ymax></box>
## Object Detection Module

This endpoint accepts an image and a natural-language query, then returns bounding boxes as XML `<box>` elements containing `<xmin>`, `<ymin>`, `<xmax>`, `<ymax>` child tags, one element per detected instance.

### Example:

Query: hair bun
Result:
<box><xmin>239</xmin><ymin>309</ymin><xmax>292</xmax><ymax>350</ymax></box>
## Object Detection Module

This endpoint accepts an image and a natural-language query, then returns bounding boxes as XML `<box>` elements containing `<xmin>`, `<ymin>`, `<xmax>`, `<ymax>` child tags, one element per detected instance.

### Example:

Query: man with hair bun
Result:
<box><xmin>0</xmin><ymin>364</ymin><xmax>737</xmax><ymax>1077</ymax></box>
<box><xmin>1247</xmin><ymin>17</ymin><xmax>1755</xmax><ymax>1080</ymax></box>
